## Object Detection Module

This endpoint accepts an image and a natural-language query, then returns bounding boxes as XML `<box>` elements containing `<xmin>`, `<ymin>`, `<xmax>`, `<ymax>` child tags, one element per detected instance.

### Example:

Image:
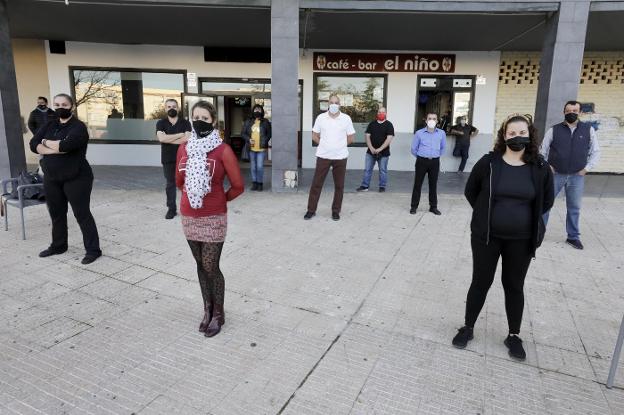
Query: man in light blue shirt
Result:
<box><xmin>410</xmin><ymin>112</ymin><xmax>446</xmax><ymax>215</ymax></box>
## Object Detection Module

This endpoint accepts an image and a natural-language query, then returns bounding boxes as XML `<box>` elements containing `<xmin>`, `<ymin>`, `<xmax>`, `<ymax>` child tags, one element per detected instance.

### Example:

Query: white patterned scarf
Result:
<box><xmin>184</xmin><ymin>129</ymin><xmax>222</xmax><ymax>209</ymax></box>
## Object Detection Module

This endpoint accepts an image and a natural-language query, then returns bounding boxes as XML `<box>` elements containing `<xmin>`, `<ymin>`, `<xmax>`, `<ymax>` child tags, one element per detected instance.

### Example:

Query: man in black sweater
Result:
<box><xmin>27</xmin><ymin>96</ymin><xmax>56</xmax><ymax>135</ymax></box>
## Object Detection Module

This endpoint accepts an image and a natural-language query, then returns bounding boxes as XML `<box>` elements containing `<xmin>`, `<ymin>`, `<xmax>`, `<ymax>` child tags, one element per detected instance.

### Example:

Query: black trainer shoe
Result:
<box><xmin>410</xmin><ymin>207</ymin><xmax>417</xmax><ymax>214</ymax></box>
<box><xmin>356</xmin><ymin>186</ymin><xmax>369</xmax><ymax>192</ymax></box>
<box><xmin>304</xmin><ymin>211</ymin><xmax>315</xmax><ymax>220</ymax></box>
<box><xmin>165</xmin><ymin>209</ymin><xmax>176</xmax><ymax>219</ymax></box>
<box><xmin>504</xmin><ymin>334</ymin><xmax>526</xmax><ymax>361</ymax></box>
<box><xmin>257</xmin><ymin>183</ymin><xmax>263</xmax><ymax>192</ymax></box>
<box><xmin>379</xmin><ymin>187</ymin><xmax>386</xmax><ymax>193</ymax></box>
<box><xmin>251</xmin><ymin>182</ymin><xmax>258</xmax><ymax>191</ymax></box>
<box><xmin>38</xmin><ymin>247</ymin><xmax>67</xmax><ymax>258</ymax></box>
<box><xmin>429</xmin><ymin>207</ymin><xmax>442</xmax><ymax>215</ymax></box>
<box><xmin>332</xmin><ymin>212</ymin><xmax>340</xmax><ymax>221</ymax></box>
<box><xmin>81</xmin><ymin>252</ymin><xmax>102</xmax><ymax>265</ymax></box>
<box><xmin>566</xmin><ymin>239</ymin><xmax>584</xmax><ymax>250</ymax></box>
<box><xmin>452</xmin><ymin>326</ymin><xmax>474</xmax><ymax>349</ymax></box>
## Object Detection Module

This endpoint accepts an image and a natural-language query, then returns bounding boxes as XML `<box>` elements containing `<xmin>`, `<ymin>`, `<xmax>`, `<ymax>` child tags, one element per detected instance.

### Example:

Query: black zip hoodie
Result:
<box><xmin>464</xmin><ymin>151</ymin><xmax>554</xmax><ymax>256</ymax></box>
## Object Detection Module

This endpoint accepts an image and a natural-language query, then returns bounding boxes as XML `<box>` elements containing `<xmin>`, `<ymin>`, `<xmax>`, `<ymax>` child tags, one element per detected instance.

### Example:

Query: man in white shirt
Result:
<box><xmin>304</xmin><ymin>94</ymin><xmax>356</xmax><ymax>221</ymax></box>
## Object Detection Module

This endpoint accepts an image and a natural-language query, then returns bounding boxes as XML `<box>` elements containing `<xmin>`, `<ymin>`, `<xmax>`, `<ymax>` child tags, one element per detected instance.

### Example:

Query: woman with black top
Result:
<box><xmin>29</xmin><ymin>93</ymin><xmax>102</xmax><ymax>265</ymax></box>
<box><xmin>452</xmin><ymin>114</ymin><xmax>554</xmax><ymax>360</ymax></box>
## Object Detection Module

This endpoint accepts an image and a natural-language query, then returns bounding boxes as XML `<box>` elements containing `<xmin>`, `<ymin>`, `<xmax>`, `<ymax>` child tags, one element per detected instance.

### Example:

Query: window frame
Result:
<box><xmin>69</xmin><ymin>66</ymin><xmax>188</xmax><ymax>144</ymax></box>
<box><xmin>312</xmin><ymin>72</ymin><xmax>388</xmax><ymax>147</ymax></box>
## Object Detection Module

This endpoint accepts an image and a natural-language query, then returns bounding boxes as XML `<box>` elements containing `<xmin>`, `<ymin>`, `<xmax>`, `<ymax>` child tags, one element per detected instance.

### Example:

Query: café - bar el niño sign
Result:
<box><xmin>313</xmin><ymin>52</ymin><xmax>456</xmax><ymax>73</ymax></box>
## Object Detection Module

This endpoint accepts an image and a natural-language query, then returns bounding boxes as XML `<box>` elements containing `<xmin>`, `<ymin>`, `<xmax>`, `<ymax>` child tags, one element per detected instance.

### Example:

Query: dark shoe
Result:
<box><xmin>452</xmin><ymin>326</ymin><xmax>474</xmax><ymax>349</ymax></box>
<box><xmin>379</xmin><ymin>187</ymin><xmax>386</xmax><ymax>193</ymax></box>
<box><xmin>257</xmin><ymin>183</ymin><xmax>263</xmax><ymax>192</ymax></box>
<box><xmin>38</xmin><ymin>247</ymin><xmax>67</xmax><ymax>258</ymax></box>
<box><xmin>304</xmin><ymin>211</ymin><xmax>315</xmax><ymax>220</ymax></box>
<box><xmin>410</xmin><ymin>207</ymin><xmax>417</xmax><ymax>215</ymax></box>
<box><xmin>199</xmin><ymin>303</ymin><xmax>212</xmax><ymax>333</ymax></box>
<box><xmin>332</xmin><ymin>212</ymin><xmax>340</xmax><ymax>221</ymax></box>
<box><xmin>356</xmin><ymin>186</ymin><xmax>369</xmax><ymax>192</ymax></box>
<box><xmin>504</xmin><ymin>334</ymin><xmax>526</xmax><ymax>361</ymax></box>
<box><xmin>566</xmin><ymin>239</ymin><xmax>584</xmax><ymax>250</ymax></box>
<box><xmin>429</xmin><ymin>207</ymin><xmax>442</xmax><ymax>215</ymax></box>
<box><xmin>251</xmin><ymin>182</ymin><xmax>258</xmax><ymax>191</ymax></box>
<box><xmin>81</xmin><ymin>252</ymin><xmax>102</xmax><ymax>265</ymax></box>
<box><xmin>205</xmin><ymin>304</ymin><xmax>224</xmax><ymax>337</ymax></box>
<box><xmin>165</xmin><ymin>209</ymin><xmax>176</xmax><ymax>219</ymax></box>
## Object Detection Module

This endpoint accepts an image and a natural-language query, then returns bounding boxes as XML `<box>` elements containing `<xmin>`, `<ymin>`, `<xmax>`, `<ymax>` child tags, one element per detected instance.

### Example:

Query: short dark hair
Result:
<box><xmin>38</xmin><ymin>96</ymin><xmax>48</xmax><ymax>103</ymax></box>
<box><xmin>53</xmin><ymin>93</ymin><xmax>74</xmax><ymax>107</ymax></box>
<box><xmin>191</xmin><ymin>100</ymin><xmax>217</xmax><ymax>122</ymax></box>
<box><xmin>564</xmin><ymin>100</ymin><xmax>581</xmax><ymax>110</ymax></box>
<box><xmin>165</xmin><ymin>98</ymin><xmax>178</xmax><ymax>106</ymax></box>
<box><xmin>426</xmin><ymin>112</ymin><xmax>438</xmax><ymax>119</ymax></box>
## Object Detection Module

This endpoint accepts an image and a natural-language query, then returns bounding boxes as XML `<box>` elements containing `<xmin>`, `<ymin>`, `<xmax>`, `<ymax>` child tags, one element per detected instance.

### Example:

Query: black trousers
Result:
<box><xmin>464</xmin><ymin>237</ymin><xmax>533</xmax><ymax>334</ymax></box>
<box><xmin>162</xmin><ymin>162</ymin><xmax>177</xmax><ymax>211</ymax></box>
<box><xmin>458</xmin><ymin>143</ymin><xmax>470</xmax><ymax>172</ymax></box>
<box><xmin>44</xmin><ymin>174</ymin><xmax>101</xmax><ymax>256</ymax></box>
<box><xmin>411</xmin><ymin>156</ymin><xmax>439</xmax><ymax>209</ymax></box>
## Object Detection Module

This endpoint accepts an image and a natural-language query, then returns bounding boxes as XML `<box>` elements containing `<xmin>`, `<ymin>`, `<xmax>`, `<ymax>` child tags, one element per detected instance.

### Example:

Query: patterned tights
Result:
<box><xmin>187</xmin><ymin>240</ymin><xmax>225</xmax><ymax>308</ymax></box>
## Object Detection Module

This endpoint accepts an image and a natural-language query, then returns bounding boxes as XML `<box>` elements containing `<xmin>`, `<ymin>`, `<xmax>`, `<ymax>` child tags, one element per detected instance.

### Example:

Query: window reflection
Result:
<box><xmin>72</xmin><ymin>69</ymin><xmax>185</xmax><ymax>141</ymax></box>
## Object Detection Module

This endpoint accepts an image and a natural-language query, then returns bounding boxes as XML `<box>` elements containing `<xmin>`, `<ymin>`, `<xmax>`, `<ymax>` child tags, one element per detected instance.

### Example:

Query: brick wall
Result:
<box><xmin>495</xmin><ymin>51</ymin><xmax>624</xmax><ymax>173</ymax></box>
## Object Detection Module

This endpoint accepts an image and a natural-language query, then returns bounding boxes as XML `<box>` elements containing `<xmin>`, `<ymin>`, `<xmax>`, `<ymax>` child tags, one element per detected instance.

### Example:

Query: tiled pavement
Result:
<box><xmin>1</xmin><ymin>166</ymin><xmax>623</xmax><ymax>414</ymax></box>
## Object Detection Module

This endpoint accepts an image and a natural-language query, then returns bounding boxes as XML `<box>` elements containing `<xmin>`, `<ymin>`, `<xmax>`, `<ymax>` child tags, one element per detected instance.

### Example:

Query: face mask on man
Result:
<box><xmin>460</xmin><ymin>120</ymin><xmax>466</xmax><ymax>126</ymax></box>
<box><xmin>426</xmin><ymin>119</ymin><xmax>437</xmax><ymax>129</ymax></box>
<box><xmin>506</xmin><ymin>136</ymin><xmax>531</xmax><ymax>152</ymax></box>
<box><xmin>55</xmin><ymin>108</ymin><xmax>72</xmax><ymax>119</ymax></box>
<box><xmin>328</xmin><ymin>104</ymin><xmax>340</xmax><ymax>114</ymax></box>
<box><xmin>193</xmin><ymin>120</ymin><xmax>214</xmax><ymax>137</ymax></box>
<box><xmin>167</xmin><ymin>108</ymin><xmax>178</xmax><ymax>118</ymax></box>
<box><xmin>564</xmin><ymin>113</ymin><xmax>578</xmax><ymax>124</ymax></box>
<box><xmin>377</xmin><ymin>113</ymin><xmax>386</xmax><ymax>122</ymax></box>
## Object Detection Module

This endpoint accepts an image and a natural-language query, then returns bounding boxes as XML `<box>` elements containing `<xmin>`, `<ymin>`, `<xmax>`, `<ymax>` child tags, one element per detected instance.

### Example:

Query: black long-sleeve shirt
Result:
<box><xmin>29</xmin><ymin>117</ymin><xmax>92</xmax><ymax>181</ymax></box>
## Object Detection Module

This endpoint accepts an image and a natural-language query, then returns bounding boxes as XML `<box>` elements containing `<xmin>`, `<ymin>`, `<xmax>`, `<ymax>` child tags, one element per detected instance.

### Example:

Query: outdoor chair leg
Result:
<box><xmin>607</xmin><ymin>315</ymin><xmax>624</xmax><ymax>389</ymax></box>
<box><xmin>20</xmin><ymin>206</ymin><xmax>26</xmax><ymax>240</ymax></box>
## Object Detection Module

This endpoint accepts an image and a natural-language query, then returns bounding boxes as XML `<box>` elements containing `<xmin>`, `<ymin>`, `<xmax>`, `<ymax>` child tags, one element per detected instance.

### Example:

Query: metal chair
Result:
<box><xmin>1</xmin><ymin>178</ymin><xmax>46</xmax><ymax>240</ymax></box>
<box><xmin>607</xmin><ymin>315</ymin><xmax>624</xmax><ymax>389</ymax></box>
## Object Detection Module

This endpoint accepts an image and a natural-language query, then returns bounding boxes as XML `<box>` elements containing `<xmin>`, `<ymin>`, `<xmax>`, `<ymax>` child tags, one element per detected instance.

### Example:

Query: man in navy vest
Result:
<box><xmin>541</xmin><ymin>100</ymin><xmax>601</xmax><ymax>250</ymax></box>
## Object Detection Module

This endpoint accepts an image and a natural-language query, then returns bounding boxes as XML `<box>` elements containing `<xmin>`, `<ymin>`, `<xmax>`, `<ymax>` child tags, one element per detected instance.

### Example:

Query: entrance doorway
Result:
<box><xmin>199</xmin><ymin>78</ymin><xmax>303</xmax><ymax>164</ymax></box>
<box><xmin>415</xmin><ymin>76</ymin><xmax>475</xmax><ymax>132</ymax></box>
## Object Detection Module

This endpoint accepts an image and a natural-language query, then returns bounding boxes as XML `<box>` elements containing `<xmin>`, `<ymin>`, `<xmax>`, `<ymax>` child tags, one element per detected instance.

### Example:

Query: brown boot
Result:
<box><xmin>198</xmin><ymin>303</ymin><xmax>212</xmax><ymax>332</ymax></box>
<box><xmin>204</xmin><ymin>304</ymin><xmax>224</xmax><ymax>337</ymax></box>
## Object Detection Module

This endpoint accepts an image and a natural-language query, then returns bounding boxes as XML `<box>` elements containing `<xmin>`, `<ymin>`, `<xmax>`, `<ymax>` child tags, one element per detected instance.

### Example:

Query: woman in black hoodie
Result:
<box><xmin>452</xmin><ymin>114</ymin><xmax>554</xmax><ymax>360</ymax></box>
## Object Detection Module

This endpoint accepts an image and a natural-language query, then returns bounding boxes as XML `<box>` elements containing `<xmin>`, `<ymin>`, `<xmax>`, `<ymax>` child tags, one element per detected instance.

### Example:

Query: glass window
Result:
<box><xmin>200</xmin><ymin>81</ymin><xmax>271</xmax><ymax>94</ymax></box>
<box><xmin>314</xmin><ymin>74</ymin><xmax>386</xmax><ymax>145</ymax></box>
<box><xmin>72</xmin><ymin>69</ymin><xmax>185</xmax><ymax>142</ymax></box>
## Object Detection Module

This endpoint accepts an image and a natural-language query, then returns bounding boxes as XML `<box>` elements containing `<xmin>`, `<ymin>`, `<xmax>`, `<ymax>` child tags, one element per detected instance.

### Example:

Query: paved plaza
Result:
<box><xmin>1</xmin><ymin>167</ymin><xmax>624</xmax><ymax>414</ymax></box>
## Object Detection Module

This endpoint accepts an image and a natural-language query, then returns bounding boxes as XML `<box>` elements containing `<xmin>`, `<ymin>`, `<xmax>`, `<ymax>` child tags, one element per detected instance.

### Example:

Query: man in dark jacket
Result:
<box><xmin>27</xmin><ymin>97</ymin><xmax>56</xmax><ymax>135</ymax></box>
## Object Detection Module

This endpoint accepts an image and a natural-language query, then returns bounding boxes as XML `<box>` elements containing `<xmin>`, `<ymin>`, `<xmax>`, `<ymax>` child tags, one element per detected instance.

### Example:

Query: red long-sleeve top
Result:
<box><xmin>175</xmin><ymin>143</ymin><xmax>244</xmax><ymax>217</ymax></box>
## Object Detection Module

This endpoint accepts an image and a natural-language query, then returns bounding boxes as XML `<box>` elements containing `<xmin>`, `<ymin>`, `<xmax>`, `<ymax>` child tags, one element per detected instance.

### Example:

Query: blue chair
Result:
<box><xmin>1</xmin><ymin>177</ymin><xmax>46</xmax><ymax>240</ymax></box>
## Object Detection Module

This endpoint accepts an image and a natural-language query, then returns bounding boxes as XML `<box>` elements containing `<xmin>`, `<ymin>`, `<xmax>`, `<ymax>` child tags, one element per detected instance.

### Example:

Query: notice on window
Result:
<box><xmin>187</xmin><ymin>73</ymin><xmax>197</xmax><ymax>88</ymax></box>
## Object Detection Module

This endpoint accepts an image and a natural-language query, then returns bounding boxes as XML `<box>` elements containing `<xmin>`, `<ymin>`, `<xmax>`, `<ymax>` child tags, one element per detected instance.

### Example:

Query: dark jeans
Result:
<box><xmin>162</xmin><ymin>162</ymin><xmax>176</xmax><ymax>211</ymax></box>
<box><xmin>307</xmin><ymin>157</ymin><xmax>347</xmax><ymax>214</ymax></box>
<box><xmin>464</xmin><ymin>237</ymin><xmax>533</xmax><ymax>334</ymax></box>
<box><xmin>458</xmin><ymin>143</ymin><xmax>470</xmax><ymax>172</ymax></box>
<box><xmin>411</xmin><ymin>156</ymin><xmax>439</xmax><ymax>209</ymax></box>
<box><xmin>44</xmin><ymin>174</ymin><xmax>101</xmax><ymax>256</ymax></box>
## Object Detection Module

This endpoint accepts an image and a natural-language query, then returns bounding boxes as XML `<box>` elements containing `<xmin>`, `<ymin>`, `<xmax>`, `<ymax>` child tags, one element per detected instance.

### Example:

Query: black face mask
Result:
<box><xmin>193</xmin><ymin>120</ymin><xmax>214</xmax><ymax>137</ymax></box>
<box><xmin>55</xmin><ymin>108</ymin><xmax>72</xmax><ymax>119</ymax></box>
<box><xmin>564</xmin><ymin>113</ymin><xmax>578</xmax><ymax>124</ymax></box>
<box><xmin>253</xmin><ymin>111</ymin><xmax>262</xmax><ymax>118</ymax></box>
<box><xmin>167</xmin><ymin>108</ymin><xmax>178</xmax><ymax>118</ymax></box>
<box><xmin>37</xmin><ymin>105</ymin><xmax>47</xmax><ymax>110</ymax></box>
<box><xmin>505</xmin><ymin>136</ymin><xmax>531</xmax><ymax>152</ymax></box>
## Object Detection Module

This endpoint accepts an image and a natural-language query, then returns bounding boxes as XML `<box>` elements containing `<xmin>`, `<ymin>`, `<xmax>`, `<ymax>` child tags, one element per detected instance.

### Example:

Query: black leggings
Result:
<box><xmin>187</xmin><ymin>241</ymin><xmax>225</xmax><ymax>308</ymax></box>
<box><xmin>464</xmin><ymin>237</ymin><xmax>533</xmax><ymax>334</ymax></box>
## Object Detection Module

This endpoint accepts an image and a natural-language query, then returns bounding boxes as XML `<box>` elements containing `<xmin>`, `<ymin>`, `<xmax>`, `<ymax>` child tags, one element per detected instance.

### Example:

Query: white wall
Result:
<box><xmin>46</xmin><ymin>41</ymin><xmax>273</xmax><ymax>166</ymax></box>
<box><xmin>45</xmin><ymin>42</ymin><xmax>499</xmax><ymax>170</ymax></box>
<box><xmin>301</xmin><ymin>49</ymin><xmax>501</xmax><ymax>172</ymax></box>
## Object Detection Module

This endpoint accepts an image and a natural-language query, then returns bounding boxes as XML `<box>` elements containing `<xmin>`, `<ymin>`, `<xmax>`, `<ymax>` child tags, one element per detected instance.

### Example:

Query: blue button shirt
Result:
<box><xmin>411</xmin><ymin>127</ymin><xmax>446</xmax><ymax>158</ymax></box>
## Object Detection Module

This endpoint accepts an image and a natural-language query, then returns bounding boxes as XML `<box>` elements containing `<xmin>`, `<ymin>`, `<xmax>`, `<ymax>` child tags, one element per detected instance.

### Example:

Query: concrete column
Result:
<box><xmin>0</xmin><ymin>0</ymin><xmax>26</xmax><ymax>178</ymax></box>
<box><xmin>270</xmin><ymin>0</ymin><xmax>299</xmax><ymax>192</ymax></box>
<box><xmin>534</xmin><ymin>1</ymin><xmax>590</xmax><ymax>138</ymax></box>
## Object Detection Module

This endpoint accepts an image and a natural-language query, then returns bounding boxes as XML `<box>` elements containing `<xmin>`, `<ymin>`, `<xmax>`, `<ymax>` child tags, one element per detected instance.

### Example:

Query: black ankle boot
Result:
<box><xmin>205</xmin><ymin>304</ymin><xmax>224</xmax><ymax>337</ymax></box>
<box><xmin>198</xmin><ymin>303</ymin><xmax>212</xmax><ymax>333</ymax></box>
